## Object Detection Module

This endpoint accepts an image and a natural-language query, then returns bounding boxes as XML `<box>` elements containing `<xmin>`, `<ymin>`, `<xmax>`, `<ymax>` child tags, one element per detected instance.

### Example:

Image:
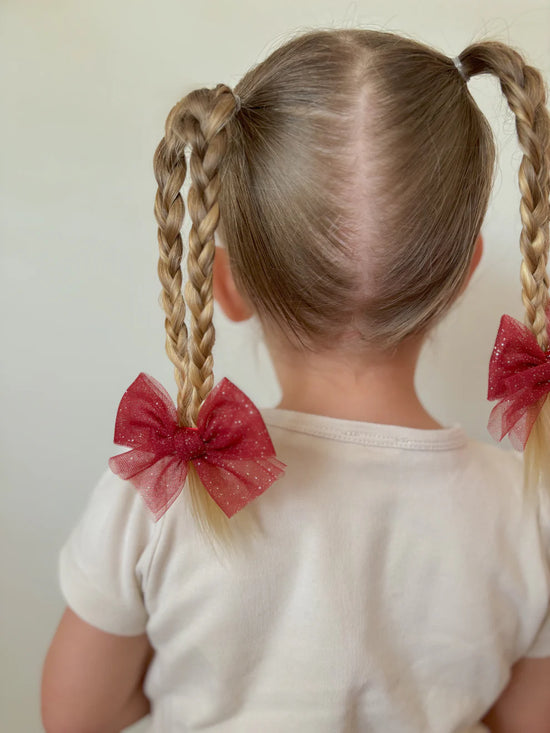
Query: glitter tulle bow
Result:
<box><xmin>108</xmin><ymin>373</ymin><xmax>287</xmax><ymax>519</ymax></box>
<box><xmin>487</xmin><ymin>312</ymin><xmax>550</xmax><ymax>450</ymax></box>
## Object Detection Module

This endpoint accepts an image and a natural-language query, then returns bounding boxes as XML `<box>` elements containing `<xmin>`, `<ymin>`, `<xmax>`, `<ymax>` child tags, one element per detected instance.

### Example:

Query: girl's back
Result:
<box><xmin>59</xmin><ymin>409</ymin><xmax>550</xmax><ymax>731</ymax></box>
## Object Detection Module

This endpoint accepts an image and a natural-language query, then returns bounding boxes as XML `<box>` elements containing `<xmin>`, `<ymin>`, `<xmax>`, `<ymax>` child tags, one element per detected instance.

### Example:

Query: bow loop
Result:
<box><xmin>109</xmin><ymin>373</ymin><xmax>286</xmax><ymax>519</ymax></box>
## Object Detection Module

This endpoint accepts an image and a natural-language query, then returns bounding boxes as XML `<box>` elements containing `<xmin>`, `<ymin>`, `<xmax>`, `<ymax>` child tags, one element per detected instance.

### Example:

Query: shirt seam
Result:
<box><xmin>141</xmin><ymin>508</ymin><xmax>166</xmax><ymax>596</ymax></box>
<box><xmin>262</xmin><ymin>420</ymin><xmax>468</xmax><ymax>451</ymax></box>
<box><xmin>60</xmin><ymin>545</ymin><xmax>148</xmax><ymax>630</ymax></box>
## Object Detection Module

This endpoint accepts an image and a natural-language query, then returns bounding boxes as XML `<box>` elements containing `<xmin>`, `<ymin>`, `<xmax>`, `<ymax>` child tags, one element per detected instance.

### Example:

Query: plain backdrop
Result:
<box><xmin>1</xmin><ymin>0</ymin><xmax>549</xmax><ymax>730</ymax></box>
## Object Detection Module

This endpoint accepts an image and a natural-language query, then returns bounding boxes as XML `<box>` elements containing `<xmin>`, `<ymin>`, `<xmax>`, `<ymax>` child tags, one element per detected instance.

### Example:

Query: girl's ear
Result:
<box><xmin>212</xmin><ymin>246</ymin><xmax>254</xmax><ymax>322</ymax></box>
<box><xmin>458</xmin><ymin>233</ymin><xmax>484</xmax><ymax>295</ymax></box>
<box><xmin>470</xmin><ymin>232</ymin><xmax>483</xmax><ymax>276</ymax></box>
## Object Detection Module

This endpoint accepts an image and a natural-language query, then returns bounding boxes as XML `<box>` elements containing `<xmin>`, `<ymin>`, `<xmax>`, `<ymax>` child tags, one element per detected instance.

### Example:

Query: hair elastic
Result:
<box><xmin>232</xmin><ymin>91</ymin><xmax>242</xmax><ymax>113</ymax></box>
<box><xmin>452</xmin><ymin>56</ymin><xmax>469</xmax><ymax>83</ymax></box>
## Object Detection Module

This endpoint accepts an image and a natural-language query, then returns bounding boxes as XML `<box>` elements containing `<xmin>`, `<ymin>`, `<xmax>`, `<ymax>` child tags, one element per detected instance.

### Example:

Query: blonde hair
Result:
<box><xmin>152</xmin><ymin>29</ymin><xmax>550</xmax><ymax>549</ymax></box>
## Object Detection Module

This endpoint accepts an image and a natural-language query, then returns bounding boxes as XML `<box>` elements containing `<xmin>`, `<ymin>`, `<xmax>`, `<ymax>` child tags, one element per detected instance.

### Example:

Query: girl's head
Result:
<box><xmin>153</xmin><ymin>28</ymin><xmax>550</xmax><ymax>546</ymax></box>
<box><xmin>216</xmin><ymin>31</ymin><xmax>493</xmax><ymax>358</ymax></box>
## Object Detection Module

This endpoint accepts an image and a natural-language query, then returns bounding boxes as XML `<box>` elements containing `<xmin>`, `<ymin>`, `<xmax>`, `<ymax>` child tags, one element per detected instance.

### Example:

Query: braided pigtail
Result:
<box><xmin>460</xmin><ymin>41</ymin><xmax>550</xmax><ymax>492</ymax></box>
<box><xmin>153</xmin><ymin>102</ymin><xmax>192</xmax><ymax>426</ymax></box>
<box><xmin>153</xmin><ymin>84</ymin><xmax>250</xmax><ymax>551</ymax></box>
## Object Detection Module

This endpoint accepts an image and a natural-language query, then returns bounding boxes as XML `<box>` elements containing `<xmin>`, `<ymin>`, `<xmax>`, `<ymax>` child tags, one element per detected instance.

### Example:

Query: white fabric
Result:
<box><xmin>58</xmin><ymin>407</ymin><xmax>550</xmax><ymax>732</ymax></box>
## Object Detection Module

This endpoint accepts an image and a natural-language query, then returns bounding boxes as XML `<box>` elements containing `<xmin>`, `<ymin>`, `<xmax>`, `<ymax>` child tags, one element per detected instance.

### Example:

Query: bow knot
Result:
<box><xmin>109</xmin><ymin>373</ymin><xmax>286</xmax><ymax>520</ymax></box>
<box><xmin>173</xmin><ymin>426</ymin><xmax>207</xmax><ymax>461</ymax></box>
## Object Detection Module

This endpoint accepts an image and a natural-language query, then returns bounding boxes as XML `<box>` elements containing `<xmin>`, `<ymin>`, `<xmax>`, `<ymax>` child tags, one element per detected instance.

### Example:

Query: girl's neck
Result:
<box><xmin>266</xmin><ymin>336</ymin><xmax>444</xmax><ymax>430</ymax></box>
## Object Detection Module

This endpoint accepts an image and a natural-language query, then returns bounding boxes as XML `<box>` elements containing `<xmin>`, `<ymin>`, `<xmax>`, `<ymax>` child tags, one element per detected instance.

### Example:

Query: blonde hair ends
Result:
<box><xmin>152</xmin><ymin>30</ymin><xmax>550</xmax><ymax>547</ymax></box>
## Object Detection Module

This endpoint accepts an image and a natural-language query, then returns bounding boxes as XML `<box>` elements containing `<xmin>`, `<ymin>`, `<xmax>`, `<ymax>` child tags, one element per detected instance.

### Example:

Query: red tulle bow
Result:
<box><xmin>108</xmin><ymin>373</ymin><xmax>286</xmax><ymax>520</ymax></box>
<box><xmin>487</xmin><ymin>313</ymin><xmax>550</xmax><ymax>450</ymax></box>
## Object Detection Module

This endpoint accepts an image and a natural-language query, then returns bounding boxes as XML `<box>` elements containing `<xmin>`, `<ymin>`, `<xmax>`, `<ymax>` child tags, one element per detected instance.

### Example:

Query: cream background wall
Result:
<box><xmin>1</xmin><ymin>1</ymin><xmax>549</xmax><ymax>730</ymax></box>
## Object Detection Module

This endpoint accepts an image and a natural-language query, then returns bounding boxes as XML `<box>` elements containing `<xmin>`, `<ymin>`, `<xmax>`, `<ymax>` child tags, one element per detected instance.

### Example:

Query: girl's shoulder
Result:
<box><xmin>464</xmin><ymin>440</ymin><xmax>550</xmax><ymax>575</ymax></box>
<box><xmin>58</xmin><ymin>465</ymin><xmax>159</xmax><ymax>636</ymax></box>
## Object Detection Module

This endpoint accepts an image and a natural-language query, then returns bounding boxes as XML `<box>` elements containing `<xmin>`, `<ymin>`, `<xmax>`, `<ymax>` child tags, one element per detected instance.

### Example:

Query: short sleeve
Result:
<box><xmin>524</xmin><ymin>482</ymin><xmax>550</xmax><ymax>658</ymax></box>
<box><xmin>58</xmin><ymin>465</ymin><xmax>158</xmax><ymax>636</ymax></box>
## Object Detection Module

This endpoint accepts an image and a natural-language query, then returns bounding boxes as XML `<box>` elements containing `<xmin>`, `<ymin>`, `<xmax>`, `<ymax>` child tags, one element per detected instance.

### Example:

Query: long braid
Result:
<box><xmin>153</xmin><ymin>122</ymin><xmax>193</xmax><ymax>425</ymax></box>
<box><xmin>184</xmin><ymin>114</ymin><xmax>216</xmax><ymax>423</ymax></box>
<box><xmin>183</xmin><ymin>86</ymin><xmax>236</xmax><ymax>423</ymax></box>
<box><xmin>461</xmin><ymin>41</ymin><xmax>550</xmax><ymax>491</ymax></box>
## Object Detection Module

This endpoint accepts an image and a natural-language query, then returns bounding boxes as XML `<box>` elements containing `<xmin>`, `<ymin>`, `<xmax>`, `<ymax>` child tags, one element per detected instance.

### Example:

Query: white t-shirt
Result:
<box><xmin>59</xmin><ymin>407</ymin><xmax>550</xmax><ymax>733</ymax></box>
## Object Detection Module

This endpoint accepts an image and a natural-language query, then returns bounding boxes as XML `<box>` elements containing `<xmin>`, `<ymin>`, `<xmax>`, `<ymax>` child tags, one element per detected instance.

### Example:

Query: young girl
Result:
<box><xmin>41</xmin><ymin>27</ymin><xmax>550</xmax><ymax>733</ymax></box>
